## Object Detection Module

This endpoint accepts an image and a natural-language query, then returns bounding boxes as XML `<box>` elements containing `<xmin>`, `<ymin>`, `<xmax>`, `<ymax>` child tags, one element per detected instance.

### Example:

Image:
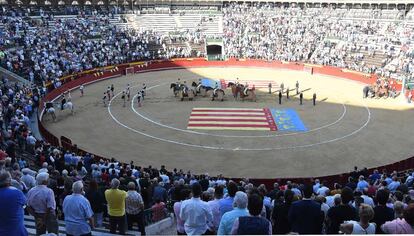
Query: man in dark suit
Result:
<box><xmin>299</xmin><ymin>92</ymin><xmax>303</xmax><ymax>105</ymax></box>
<box><xmin>288</xmin><ymin>184</ymin><xmax>324</xmax><ymax>234</ymax></box>
<box><xmin>313</xmin><ymin>93</ymin><xmax>317</xmax><ymax>106</ymax></box>
<box><xmin>286</xmin><ymin>87</ymin><xmax>290</xmax><ymax>99</ymax></box>
<box><xmin>278</xmin><ymin>90</ymin><xmax>282</xmax><ymax>105</ymax></box>
<box><xmin>296</xmin><ymin>81</ymin><xmax>299</xmax><ymax>94</ymax></box>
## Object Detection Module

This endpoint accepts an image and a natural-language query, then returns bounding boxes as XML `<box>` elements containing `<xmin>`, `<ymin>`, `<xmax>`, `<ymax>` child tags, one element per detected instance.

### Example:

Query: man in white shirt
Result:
<box><xmin>316</xmin><ymin>181</ymin><xmax>330</xmax><ymax>197</ymax></box>
<box><xmin>313</xmin><ymin>179</ymin><xmax>320</xmax><ymax>194</ymax></box>
<box><xmin>361</xmin><ymin>189</ymin><xmax>375</xmax><ymax>207</ymax></box>
<box><xmin>180</xmin><ymin>182</ymin><xmax>213</xmax><ymax>235</ymax></box>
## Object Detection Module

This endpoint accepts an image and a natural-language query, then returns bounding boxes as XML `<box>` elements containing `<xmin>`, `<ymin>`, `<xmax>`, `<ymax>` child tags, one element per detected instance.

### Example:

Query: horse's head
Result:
<box><xmin>191</xmin><ymin>81</ymin><xmax>198</xmax><ymax>87</ymax></box>
<box><xmin>170</xmin><ymin>83</ymin><xmax>176</xmax><ymax>89</ymax></box>
<box><xmin>227</xmin><ymin>82</ymin><xmax>235</xmax><ymax>87</ymax></box>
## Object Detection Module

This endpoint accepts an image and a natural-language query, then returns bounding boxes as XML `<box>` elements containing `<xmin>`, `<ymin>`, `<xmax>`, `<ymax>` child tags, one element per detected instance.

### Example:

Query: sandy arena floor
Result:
<box><xmin>42</xmin><ymin>67</ymin><xmax>414</xmax><ymax>178</ymax></box>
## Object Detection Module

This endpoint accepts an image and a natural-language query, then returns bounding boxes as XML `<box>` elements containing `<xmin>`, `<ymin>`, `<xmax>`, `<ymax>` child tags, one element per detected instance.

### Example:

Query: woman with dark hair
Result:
<box><xmin>382</xmin><ymin>203</ymin><xmax>414</xmax><ymax>234</ymax></box>
<box><xmin>272</xmin><ymin>190</ymin><xmax>293</xmax><ymax>234</ymax></box>
<box><xmin>76</xmin><ymin>161</ymin><xmax>87</xmax><ymax>179</ymax></box>
<box><xmin>85</xmin><ymin>179</ymin><xmax>105</xmax><ymax>228</ymax></box>
<box><xmin>231</xmin><ymin>194</ymin><xmax>272</xmax><ymax>235</ymax></box>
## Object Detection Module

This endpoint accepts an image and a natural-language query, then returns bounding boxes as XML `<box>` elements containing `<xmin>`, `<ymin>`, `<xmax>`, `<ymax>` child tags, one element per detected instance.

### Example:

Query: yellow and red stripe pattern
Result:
<box><xmin>187</xmin><ymin>108</ymin><xmax>277</xmax><ymax>131</ymax></box>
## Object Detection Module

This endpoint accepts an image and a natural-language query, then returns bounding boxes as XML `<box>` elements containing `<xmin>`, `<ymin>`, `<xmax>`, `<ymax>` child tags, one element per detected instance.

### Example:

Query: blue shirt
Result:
<box><xmin>0</xmin><ymin>187</ymin><xmax>28</xmax><ymax>236</ymax></box>
<box><xmin>219</xmin><ymin>196</ymin><xmax>234</xmax><ymax>216</ymax></box>
<box><xmin>388</xmin><ymin>181</ymin><xmax>400</xmax><ymax>192</ymax></box>
<box><xmin>63</xmin><ymin>194</ymin><xmax>94</xmax><ymax>236</ymax></box>
<box><xmin>153</xmin><ymin>186</ymin><xmax>167</xmax><ymax>202</ymax></box>
<box><xmin>217</xmin><ymin>207</ymin><xmax>249</xmax><ymax>235</ymax></box>
<box><xmin>357</xmin><ymin>180</ymin><xmax>369</xmax><ymax>192</ymax></box>
<box><xmin>64</xmin><ymin>153</ymin><xmax>72</xmax><ymax>165</ymax></box>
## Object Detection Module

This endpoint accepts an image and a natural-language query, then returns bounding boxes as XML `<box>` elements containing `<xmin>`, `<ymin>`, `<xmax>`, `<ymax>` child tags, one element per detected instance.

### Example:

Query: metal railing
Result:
<box><xmin>144</xmin><ymin>206</ymin><xmax>170</xmax><ymax>226</ymax></box>
<box><xmin>0</xmin><ymin>66</ymin><xmax>31</xmax><ymax>85</ymax></box>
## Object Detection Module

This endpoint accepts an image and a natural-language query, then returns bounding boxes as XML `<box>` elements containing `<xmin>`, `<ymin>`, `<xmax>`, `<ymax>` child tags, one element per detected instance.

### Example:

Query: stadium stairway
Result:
<box><xmin>200</xmin><ymin>15</ymin><xmax>222</xmax><ymax>35</ymax></box>
<box><xmin>177</xmin><ymin>14</ymin><xmax>201</xmax><ymax>30</ymax></box>
<box><xmin>24</xmin><ymin>213</ymin><xmax>175</xmax><ymax>235</ymax></box>
<box><xmin>135</xmin><ymin>14</ymin><xmax>177</xmax><ymax>33</ymax></box>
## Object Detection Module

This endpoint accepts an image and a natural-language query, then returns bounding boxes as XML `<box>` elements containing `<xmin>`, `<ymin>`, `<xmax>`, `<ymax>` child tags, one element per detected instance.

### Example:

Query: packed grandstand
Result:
<box><xmin>1</xmin><ymin>2</ymin><xmax>414</xmax><ymax>235</ymax></box>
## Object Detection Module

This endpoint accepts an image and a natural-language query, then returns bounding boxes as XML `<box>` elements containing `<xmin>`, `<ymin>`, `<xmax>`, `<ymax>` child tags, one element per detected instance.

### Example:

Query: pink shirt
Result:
<box><xmin>381</xmin><ymin>218</ymin><xmax>414</xmax><ymax>234</ymax></box>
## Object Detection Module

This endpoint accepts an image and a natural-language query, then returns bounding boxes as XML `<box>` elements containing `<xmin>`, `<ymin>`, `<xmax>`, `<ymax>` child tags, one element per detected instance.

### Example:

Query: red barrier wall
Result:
<box><xmin>38</xmin><ymin>58</ymin><xmax>411</xmax><ymax>187</ymax></box>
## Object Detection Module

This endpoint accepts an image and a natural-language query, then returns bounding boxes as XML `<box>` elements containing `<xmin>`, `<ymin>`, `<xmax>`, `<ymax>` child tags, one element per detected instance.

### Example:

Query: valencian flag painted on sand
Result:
<box><xmin>187</xmin><ymin>107</ymin><xmax>307</xmax><ymax>132</ymax></box>
<box><xmin>187</xmin><ymin>107</ymin><xmax>277</xmax><ymax>131</ymax></box>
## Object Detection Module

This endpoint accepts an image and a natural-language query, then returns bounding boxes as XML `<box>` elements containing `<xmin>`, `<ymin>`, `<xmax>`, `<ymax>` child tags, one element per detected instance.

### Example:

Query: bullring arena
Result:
<box><xmin>41</xmin><ymin>59</ymin><xmax>414</xmax><ymax>178</ymax></box>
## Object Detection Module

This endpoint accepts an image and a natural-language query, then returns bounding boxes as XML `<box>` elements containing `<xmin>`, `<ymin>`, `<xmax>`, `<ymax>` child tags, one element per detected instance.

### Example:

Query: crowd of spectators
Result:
<box><xmin>2</xmin><ymin>5</ymin><xmax>414</xmax><ymax>87</ymax></box>
<box><xmin>3</xmin><ymin>4</ymin><xmax>414</xmax><ymax>236</ymax></box>
<box><xmin>3</xmin><ymin>149</ymin><xmax>414</xmax><ymax>235</ymax></box>
<box><xmin>222</xmin><ymin>3</ymin><xmax>414</xmax><ymax>82</ymax></box>
<box><xmin>0</xmin><ymin>8</ymin><xmax>200</xmax><ymax>86</ymax></box>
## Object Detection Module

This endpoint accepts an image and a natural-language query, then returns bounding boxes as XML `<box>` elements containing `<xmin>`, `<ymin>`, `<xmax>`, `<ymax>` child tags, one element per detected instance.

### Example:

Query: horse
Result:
<box><xmin>63</xmin><ymin>101</ymin><xmax>74</xmax><ymax>114</ymax></box>
<box><xmin>210</xmin><ymin>89</ymin><xmax>225</xmax><ymax>101</ymax></box>
<box><xmin>239</xmin><ymin>85</ymin><xmax>256</xmax><ymax>102</ymax></box>
<box><xmin>45</xmin><ymin>106</ymin><xmax>57</xmax><ymax>121</ymax></box>
<box><xmin>192</xmin><ymin>81</ymin><xmax>225</xmax><ymax>101</ymax></box>
<box><xmin>178</xmin><ymin>86</ymin><xmax>195</xmax><ymax>101</ymax></box>
<box><xmin>227</xmin><ymin>82</ymin><xmax>241</xmax><ymax>99</ymax></box>
<box><xmin>227</xmin><ymin>82</ymin><xmax>256</xmax><ymax>102</ymax></box>
<box><xmin>170</xmin><ymin>83</ymin><xmax>181</xmax><ymax>97</ymax></box>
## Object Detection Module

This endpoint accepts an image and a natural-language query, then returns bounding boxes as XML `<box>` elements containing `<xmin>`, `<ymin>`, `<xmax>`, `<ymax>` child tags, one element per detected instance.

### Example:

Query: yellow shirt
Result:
<box><xmin>105</xmin><ymin>189</ymin><xmax>127</xmax><ymax>216</ymax></box>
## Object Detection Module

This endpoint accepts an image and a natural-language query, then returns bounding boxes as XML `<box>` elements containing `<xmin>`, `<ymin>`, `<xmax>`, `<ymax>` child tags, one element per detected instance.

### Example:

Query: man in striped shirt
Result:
<box><xmin>126</xmin><ymin>182</ymin><xmax>145</xmax><ymax>235</ymax></box>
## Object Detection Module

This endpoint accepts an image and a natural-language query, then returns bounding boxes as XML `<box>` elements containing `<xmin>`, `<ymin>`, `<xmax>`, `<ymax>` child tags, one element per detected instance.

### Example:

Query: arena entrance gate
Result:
<box><xmin>206</xmin><ymin>38</ymin><xmax>224</xmax><ymax>61</ymax></box>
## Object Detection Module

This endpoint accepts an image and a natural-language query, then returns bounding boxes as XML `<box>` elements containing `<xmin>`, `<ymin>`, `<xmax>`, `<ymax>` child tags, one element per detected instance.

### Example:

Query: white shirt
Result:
<box><xmin>179</xmin><ymin>197</ymin><xmax>213</xmax><ymax>235</ymax></box>
<box><xmin>207</xmin><ymin>199</ymin><xmax>221</xmax><ymax>231</ymax></box>
<box><xmin>321</xmin><ymin>202</ymin><xmax>330</xmax><ymax>217</ymax></box>
<box><xmin>345</xmin><ymin>220</ymin><xmax>376</xmax><ymax>234</ymax></box>
<box><xmin>316</xmin><ymin>186</ymin><xmax>330</xmax><ymax>196</ymax></box>
<box><xmin>361</xmin><ymin>195</ymin><xmax>375</xmax><ymax>207</ymax></box>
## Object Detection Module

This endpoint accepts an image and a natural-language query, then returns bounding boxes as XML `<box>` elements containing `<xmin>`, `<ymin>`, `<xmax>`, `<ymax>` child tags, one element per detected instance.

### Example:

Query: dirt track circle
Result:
<box><xmin>107</xmin><ymin>83</ymin><xmax>371</xmax><ymax>151</ymax></box>
<box><xmin>42</xmin><ymin>67</ymin><xmax>414</xmax><ymax>178</ymax></box>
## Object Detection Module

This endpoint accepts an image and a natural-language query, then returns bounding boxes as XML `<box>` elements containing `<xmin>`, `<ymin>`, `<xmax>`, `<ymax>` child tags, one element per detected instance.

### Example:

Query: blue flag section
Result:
<box><xmin>201</xmin><ymin>78</ymin><xmax>221</xmax><ymax>89</ymax></box>
<box><xmin>270</xmin><ymin>108</ymin><xmax>308</xmax><ymax>132</ymax></box>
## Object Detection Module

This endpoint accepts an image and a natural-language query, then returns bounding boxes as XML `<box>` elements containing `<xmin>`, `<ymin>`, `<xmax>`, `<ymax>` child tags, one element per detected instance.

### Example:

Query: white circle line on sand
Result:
<box><xmin>108</xmin><ymin>83</ymin><xmax>371</xmax><ymax>151</ymax></box>
<box><xmin>130</xmin><ymin>88</ymin><xmax>348</xmax><ymax>138</ymax></box>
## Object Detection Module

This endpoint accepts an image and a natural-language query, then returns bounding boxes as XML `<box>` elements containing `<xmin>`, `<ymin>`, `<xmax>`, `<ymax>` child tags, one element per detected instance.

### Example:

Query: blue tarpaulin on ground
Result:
<box><xmin>201</xmin><ymin>78</ymin><xmax>221</xmax><ymax>89</ymax></box>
